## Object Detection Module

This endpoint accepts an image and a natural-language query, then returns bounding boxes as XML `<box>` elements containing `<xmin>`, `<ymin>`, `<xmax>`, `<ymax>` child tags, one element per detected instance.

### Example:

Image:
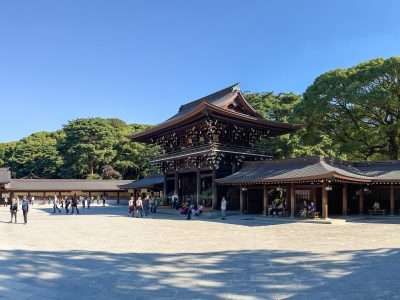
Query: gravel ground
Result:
<box><xmin>1</xmin><ymin>205</ymin><xmax>400</xmax><ymax>300</ymax></box>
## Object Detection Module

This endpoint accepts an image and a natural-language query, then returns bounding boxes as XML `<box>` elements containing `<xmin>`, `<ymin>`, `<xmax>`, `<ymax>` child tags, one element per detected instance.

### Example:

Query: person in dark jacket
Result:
<box><xmin>21</xmin><ymin>197</ymin><xmax>29</xmax><ymax>224</ymax></box>
<box><xmin>71</xmin><ymin>197</ymin><xmax>79</xmax><ymax>215</ymax></box>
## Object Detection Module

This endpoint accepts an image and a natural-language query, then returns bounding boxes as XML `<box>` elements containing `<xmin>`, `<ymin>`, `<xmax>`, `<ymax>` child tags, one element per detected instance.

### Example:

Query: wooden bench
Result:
<box><xmin>368</xmin><ymin>209</ymin><xmax>386</xmax><ymax>215</ymax></box>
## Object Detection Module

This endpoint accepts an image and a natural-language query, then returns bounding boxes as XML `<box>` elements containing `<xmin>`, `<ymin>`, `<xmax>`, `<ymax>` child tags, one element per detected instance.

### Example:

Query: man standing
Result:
<box><xmin>21</xmin><ymin>197</ymin><xmax>29</xmax><ymax>224</ymax></box>
<box><xmin>53</xmin><ymin>195</ymin><xmax>61</xmax><ymax>213</ymax></box>
<box><xmin>221</xmin><ymin>196</ymin><xmax>227</xmax><ymax>220</ymax></box>
<box><xmin>136</xmin><ymin>197</ymin><xmax>143</xmax><ymax>218</ymax></box>
<box><xmin>71</xmin><ymin>197</ymin><xmax>79</xmax><ymax>215</ymax></box>
<box><xmin>10</xmin><ymin>197</ymin><xmax>18</xmax><ymax>223</ymax></box>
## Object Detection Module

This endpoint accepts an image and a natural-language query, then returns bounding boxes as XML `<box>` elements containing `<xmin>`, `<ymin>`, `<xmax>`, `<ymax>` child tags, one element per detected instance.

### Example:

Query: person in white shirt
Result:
<box><xmin>128</xmin><ymin>197</ymin><xmax>135</xmax><ymax>217</ymax></box>
<box><xmin>136</xmin><ymin>197</ymin><xmax>144</xmax><ymax>218</ymax></box>
<box><xmin>221</xmin><ymin>197</ymin><xmax>227</xmax><ymax>220</ymax></box>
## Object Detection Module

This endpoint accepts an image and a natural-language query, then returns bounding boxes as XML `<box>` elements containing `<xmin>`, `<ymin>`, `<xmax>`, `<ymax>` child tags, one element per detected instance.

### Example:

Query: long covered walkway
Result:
<box><xmin>217</xmin><ymin>156</ymin><xmax>400</xmax><ymax>218</ymax></box>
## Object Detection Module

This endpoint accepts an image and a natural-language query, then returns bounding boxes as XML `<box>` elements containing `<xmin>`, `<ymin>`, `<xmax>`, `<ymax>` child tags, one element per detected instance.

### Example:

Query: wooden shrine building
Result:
<box><xmin>132</xmin><ymin>84</ymin><xmax>299</xmax><ymax>209</ymax></box>
<box><xmin>133</xmin><ymin>84</ymin><xmax>400</xmax><ymax>218</ymax></box>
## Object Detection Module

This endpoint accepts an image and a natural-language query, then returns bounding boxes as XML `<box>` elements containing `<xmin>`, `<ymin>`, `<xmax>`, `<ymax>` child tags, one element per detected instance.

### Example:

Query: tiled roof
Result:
<box><xmin>216</xmin><ymin>156</ymin><xmax>377</xmax><ymax>185</ymax></box>
<box><xmin>132</xmin><ymin>84</ymin><xmax>300</xmax><ymax>142</ymax></box>
<box><xmin>120</xmin><ymin>175</ymin><xmax>164</xmax><ymax>189</ymax></box>
<box><xmin>7</xmin><ymin>179</ymin><xmax>133</xmax><ymax>192</ymax></box>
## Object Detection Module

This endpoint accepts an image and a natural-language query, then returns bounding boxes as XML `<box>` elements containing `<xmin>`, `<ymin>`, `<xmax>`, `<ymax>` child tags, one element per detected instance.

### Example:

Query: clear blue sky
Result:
<box><xmin>1</xmin><ymin>0</ymin><xmax>399</xmax><ymax>142</ymax></box>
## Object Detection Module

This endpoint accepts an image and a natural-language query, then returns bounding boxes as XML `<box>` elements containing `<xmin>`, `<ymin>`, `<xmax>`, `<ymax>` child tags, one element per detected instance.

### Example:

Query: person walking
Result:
<box><xmin>143</xmin><ymin>195</ymin><xmax>150</xmax><ymax>216</ymax></box>
<box><xmin>31</xmin><ymin>196</ymin><xmax>35</xmax><ymax>207</ymax></box>
<box><xmin>53</xmin><ymin>195</ymin><xmax>61</xmax><ymax>213</ymax></box>
<box><xmin>71</xmin><ymin>197</ymin><xmax>79</xmax><ymax>215</ymax></box>
<box><xmin>149</xmin><ymin>195</ymin><xmax>155</xmax><ymax>213</ymax></box>
<box><xmin>136</xmin><ymin>197</ymin><xmax>143</xmax><ymax>218</ymax></box>
<box><xmin>65</xmin><ymin>197</ymin><xmax>70</xmax><ymax>214</ymax></box>
<box><xmin>128</xmin><ymin>196</ymin><xmax>135</xmax><ymax>217</ymax></box>
<box><xmin>81</xmin><ymin>196</ymin><xmax>86</xmax><ymax>209</ymax></box>
<box><xmin>102</xmin><ymin>195</ymin><xmax>106</xmax><ymax>207</ymax></box>
<box><xmin>221</xmin><ymin>196</ymin><xmax>227</xmax><ymax>220</ymax></box>
<box><xmin>171</xmin><ymin>193</ymin><xmax>178</xmax><ymax>209</ymax></box>
<box><xmin>21</xmin><ymin>197</ymin><xmax>29</xmax><ymax>224</ymax></box>
<box><xmin>186</xmin><ymin>201</ymin><xmax>193</xmax><ymax>220</ymax></box>
<box><xmin>4</xmin><ymin>196</ymin><xmax>8</xmax><ymax>207</ymax></box>
<box><xmin>10</xmin><ymin>197</ymin><xmax>18</xmax><ymax>223</ymax></box>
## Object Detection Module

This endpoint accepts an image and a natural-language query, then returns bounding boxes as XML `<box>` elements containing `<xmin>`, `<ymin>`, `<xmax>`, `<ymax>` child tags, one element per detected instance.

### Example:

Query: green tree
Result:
<box><xmin>299</xmin><ymin>57</ymin><xmax>400</xmax><ymax>160</ymax></box>
<box><xmin>60</xmin><ymin>118</ymin><xmax>119</xmax><ymax>178</ymax></box>
<box><xmin>7</xmin><ymin>132</ymin><xmax>63</xmax><ymax>178</ymax></box>
<box><xmin>113</xmin><ymin>123</ymin><xmax>159</xmax><ymax>179</ymax></box>
<box><xmin>246</xmin><ymin>92</ymin><xmax>301</xmax><ymax>158</ymax></box>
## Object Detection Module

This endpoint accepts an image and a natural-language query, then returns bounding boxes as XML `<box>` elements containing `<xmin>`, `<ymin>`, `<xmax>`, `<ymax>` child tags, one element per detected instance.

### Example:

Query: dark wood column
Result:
<box><xmin>196</xmin><ymin>170</ymin><xmax>201</xmax><ymax>206</ymax></box>
<box><xmin>212</xmin><ymin>170</ymin><xmax>217</xmax><ymax>209</ymax></box>
<box><xmin>390</xmin><ymin>184</ymin><xmax>395</xmax><ymax>215</ymax></box>
<box><xmin>174</xmin><ymin>172</ymin><xmax>178</xmax><ymax>195</ymax></box>
<box><xmin>322</xmin><ymin>183</ymin><xmax>328</xmax><ymax>219</ymax></box>
<box><xmin>239</xmin><ymin>186</ymin><xmax>244</xmax><ymax>214</ymax></box>
<box><xmin>263</xmin><ymin>185</ymin><xmax>269</xmax><ymax>216</ymax></box>
<box><xmin>342</xmin><ymin>183</ymin><xmax>348</xmax><ymax>216</ymax></box>
<box><xmin>163</xmin><ymin>175</ymin><xmax>167</xmax><ymax>203</ymax></box>
<box><xmin>359</xmin><ymin>188</ymin><xmax>364</xmax><ymax>215</ymax></box>
<box><xmin>290</xmin><ymin>183</ymin><xmax>295</xmax><ymax>217</ymax></box>
<box><xmin>117</xmin><ymin>191</ymin><xmax>120</xmax><ymax>205</ymax></box>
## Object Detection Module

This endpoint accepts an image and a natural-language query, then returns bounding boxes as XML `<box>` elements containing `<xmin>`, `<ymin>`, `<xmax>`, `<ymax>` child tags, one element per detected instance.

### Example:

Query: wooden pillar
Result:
<box><xmin>263</xmin><ymin>185</ymin><xmax>268</xmax><ymax>216</ymax></box>
<box><xmin>212</xmin><ymin>170</ymin><xmax>217</xmax><ymax>209</ymax></box>
<box><xmin>117</xmin><ymin>191</ymin><xmax>120</xmax><ymax>205</ymax></box>
<box><xmin>311</xmin><ymin>187</ymin><xmax>316</xmax><ymax>203</ymax></box>
<box><xmin>196</xmin><ymin>170</ymin><xmax>201</xmax><ymax>206</ymax></box>
<box><xmin>390</xmin><ymin>184</ymin><xmax>395</xmax><ymax>215</ymax></box>
<box><xmin>174</xmin><ymin>172</ymin><xmax>178</xmax><ymax>195</ymax></box>
<box><xmin>342</xmin><ymin>183</ymin><xmax>348</xmax><ymax>216</ymax></box>
<box><xmin>239</xmin><ymin>186</ymin><xmax>244</xmax><ymax>214</ymax></box>
<box><xmin>290</xmin><ymin>183</ymin><xmax>295</xmax><ymax>217</ymax></box>
<box><xmin>359</xmin><ymin>188</ymin><xmax>364</xmax><ymax>215</ymax></box>
<box><xmin>163</xmin><ymin>175</ymin><xmax>167</xmax><ymax>203</ymax></box>
<box><xmin>322</xmin><ymin>183</ymin><xmax>328</xmax><ymax>219</ymax></box>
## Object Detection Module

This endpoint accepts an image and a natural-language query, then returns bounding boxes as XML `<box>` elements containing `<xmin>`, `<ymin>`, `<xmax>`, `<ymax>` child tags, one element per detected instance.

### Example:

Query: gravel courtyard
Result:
<box><xmin>1</xmin><ymin>206</ymin><xmax>400</xmax><ymax>300</ymax></box>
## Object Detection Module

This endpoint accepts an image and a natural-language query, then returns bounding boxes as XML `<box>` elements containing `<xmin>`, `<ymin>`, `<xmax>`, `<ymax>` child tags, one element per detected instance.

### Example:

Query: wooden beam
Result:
<box><xmin>290</xmin><ymin>183</ymin><xmax>295</xmax><ymax>218</ymax></box>
<box><xmin>342</xmin><ymin>183</ymin><xmax>348</xmax><ymax>216</ymax></box>
<box><xmin>263</xmin><ymin>185</ymin><xmax>268</xmax><ymax>216</ymax></box>
<box><xmin>322</xmin><ymin>183</ymin><xmax>328</xmax><ymax>219</ymax></box>
<box><xmin>390</xmin><ymin>184</ymin><xmax>395</xmax><ymax>216</ymax></box>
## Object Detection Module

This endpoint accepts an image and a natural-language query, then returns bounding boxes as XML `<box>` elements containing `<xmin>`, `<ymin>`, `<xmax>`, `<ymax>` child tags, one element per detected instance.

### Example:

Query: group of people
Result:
<box><xmin>8</xmin><ymin>196</ymin><xmax>30</xmax><ymax>224</ymax></box>
<box><xmin>128</xmin><ymin>194</ymin><xmax>159</xmax><ymax>218</ymax></box>
<box><xmin>299</xmin><ymin>200</ymin><xmax>317</xmax><ymax>218</ymax></box>
<box><xmin>171</xmin><ymin>193</ymin><xmax>228</xmax><ymax>220</ymax></box>
<box><xmin>52</xmin><ymin>195</ymin><xmax>107</xmax><ymax>214</ymax></box>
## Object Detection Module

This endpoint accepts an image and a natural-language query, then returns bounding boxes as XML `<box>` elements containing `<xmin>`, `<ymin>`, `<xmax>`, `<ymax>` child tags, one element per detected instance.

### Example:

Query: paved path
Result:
<box><xmin>1</xmin><ymin>206</ymin><xmax>400</xmax><ymax>300</ymax></box>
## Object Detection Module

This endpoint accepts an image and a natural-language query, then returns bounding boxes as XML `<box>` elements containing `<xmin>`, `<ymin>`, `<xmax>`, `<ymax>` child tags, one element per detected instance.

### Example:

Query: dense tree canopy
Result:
<box><xmin>299</xmin><ymin>57</ymin><xmax>400</xmax><ymax>160</ymax></box>
<box><xmin>0</xmin><ymin>118</ymin><xmax>158</xmax><ymax>179</ymax></box>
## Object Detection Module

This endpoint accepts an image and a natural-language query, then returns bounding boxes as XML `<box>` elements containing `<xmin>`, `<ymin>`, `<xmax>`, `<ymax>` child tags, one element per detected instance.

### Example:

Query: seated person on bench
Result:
<box><xmin>372</xmin><ymin>201</ymin><xmax>380</xmax><ymax>210</ymax></box>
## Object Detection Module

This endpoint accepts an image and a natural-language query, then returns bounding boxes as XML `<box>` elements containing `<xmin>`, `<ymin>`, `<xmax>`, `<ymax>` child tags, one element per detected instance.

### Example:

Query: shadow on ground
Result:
<box><xmin>0</xmin><ymin>248</ymin><xmax>399</xmax><ymax>300</ymax></box>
